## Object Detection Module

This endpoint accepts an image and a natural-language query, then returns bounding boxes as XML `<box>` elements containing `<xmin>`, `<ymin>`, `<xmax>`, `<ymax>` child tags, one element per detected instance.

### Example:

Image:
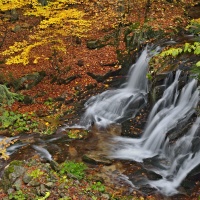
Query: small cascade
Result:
<box><xmin>32</xmin><ymin>145</ymin><xmax>52</xmax><ymax>161</ymax></box>
<box><xmin>146</xmin><ymin>70</ymin><xmax>181</xmax><ymax>123</ymax></box>
<box><xmin>81</xmin><ymin>47</ymin><xmax>160</xmax><ymax>128</ymax></box>
<box><xmin>108</xmin><ymin>70</ymin><xmax>200</xmax><ymax>195</ymax></box>
<box><xmin>142</xmin><ymin>78</ymin><xmax>199</xmax><ymax>152</ymax></box>
<box><xmin>148</xmin><ymin>118</ymin><xmax>200</xmax><ymax>196</ymax></box>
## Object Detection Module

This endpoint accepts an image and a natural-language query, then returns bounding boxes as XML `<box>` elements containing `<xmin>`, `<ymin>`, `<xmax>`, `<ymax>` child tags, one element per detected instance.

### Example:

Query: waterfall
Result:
<box><xmin>79</xmin><ymin>44</ymin><xmax>200</xmax><ymax>196</ymax></box>
<box><xmin>108</xmin><ymin>70</ymin><xmax>200</xmax><ymax>196</ymax></box>
<box><xmin>81</xmin><ymin>46</ymin><xmax>160</xmax><ymax>128</ymax></box>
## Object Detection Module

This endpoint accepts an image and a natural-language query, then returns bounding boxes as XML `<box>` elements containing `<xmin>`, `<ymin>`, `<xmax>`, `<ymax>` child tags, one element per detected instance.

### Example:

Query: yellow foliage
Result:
<box><xmin>1</xmin><ymin>0</ymin><xmax>91</xmax><ymax>65</ymax></box>
<box><xmin>38</xmin><ymin>9</ymin><xmax>86</xmax><ymax>29</ymax></box>
<box><xmin>0</xmin><ymin>0</ymin><xmax>31</xmax><ymax>11</ymax></box>
<box><xmin>2</xmin><ymin>40</ymin><xmax>28</xmax><ymax>55</ymax></box>
<box><xmin>0</xmin><ymin>137</ymin><xmax>17</xmax><ymax>160</ymax></box>
<box><xmin>3</xmin><ymin>41</ymin><xmax>46</xmax><ymax>65</ymax></box>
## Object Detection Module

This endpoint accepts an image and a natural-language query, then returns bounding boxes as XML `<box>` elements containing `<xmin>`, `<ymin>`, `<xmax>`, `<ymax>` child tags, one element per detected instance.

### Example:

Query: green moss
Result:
<box><xmin>4</xmin><ymin>160</ymin><xmax>24</xmax><ymax>177</ymax></box>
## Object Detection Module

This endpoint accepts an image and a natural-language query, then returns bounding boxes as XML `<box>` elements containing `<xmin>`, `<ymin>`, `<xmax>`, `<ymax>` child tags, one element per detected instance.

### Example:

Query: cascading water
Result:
<box><xmin>107</xmin><ymin>70</ymin><xmax>200</xmax><ymax>196</ymax></box>
<box><xmin>80</xmin><ymin>46</ymin><xmax>200</xmax><ymax>196</ymax></box>
<box><xmin>80</xmin><ymin>46</ymin><xmax>160</xmax><ymax>128</ymax></box>
<box><xmin>148</xmin><ymin>117</ymin><xmax>200</xmax><ymax>196</ymax></box>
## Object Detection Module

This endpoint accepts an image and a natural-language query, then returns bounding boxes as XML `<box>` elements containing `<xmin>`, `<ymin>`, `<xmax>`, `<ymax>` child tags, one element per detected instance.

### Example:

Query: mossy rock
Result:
<box><xmin>12</xmin><ymin>71</ymin><xmax>46</xmax><ymax>91</ymax></box>
<box><xmin>87</xmin><ymin>40</ymin><xmax>106</xmax><ymax>49</ymax></box>
<box><xmin>1</xmin><ymin>160</ymin><xmax>25</xmax><ymax>191</ymax></box>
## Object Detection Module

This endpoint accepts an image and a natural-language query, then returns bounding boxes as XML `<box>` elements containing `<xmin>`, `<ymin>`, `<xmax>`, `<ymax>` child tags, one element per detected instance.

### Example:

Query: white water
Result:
<box><xmin>108</xmin><ymin>71</ymin><xmax>200</xmax><ymax>196</ymax></box>
<box><xmin>32</xmin><ymin>145</ymin><xmax>52</xmax><ymax>161</ymax></box>
<box><xmin>81</xmin><ymin>47</ymin><xmax>161</xmax><ymax>128</ymax></box>
<box><xmin>148</xmin><ymin>118</ymin><xmax>200</xmax><ymax>196</ymax></box>
<box><xmin>80</xmin><ymin>46</ymin><xmax>200</xmax><ymax>195</ymax></box>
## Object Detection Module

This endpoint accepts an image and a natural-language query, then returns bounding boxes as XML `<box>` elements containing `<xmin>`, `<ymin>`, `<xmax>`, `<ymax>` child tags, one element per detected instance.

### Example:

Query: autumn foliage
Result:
<box><xmin>0</xmin><ymin>0</ymin><xmax>198</xmax><ymax>116</ymax></box>
<box><xmin>0</xmin><ymin>0</ymin><xmax>92</xmax><ymax>65</ymax></box>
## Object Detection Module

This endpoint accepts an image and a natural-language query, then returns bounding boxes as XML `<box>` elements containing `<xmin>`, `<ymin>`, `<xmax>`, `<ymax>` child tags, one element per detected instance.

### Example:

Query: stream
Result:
<box><xmin>1</xmin><ymin>42</ymin><xmax>200</xmax><ymax>198</ymax></box>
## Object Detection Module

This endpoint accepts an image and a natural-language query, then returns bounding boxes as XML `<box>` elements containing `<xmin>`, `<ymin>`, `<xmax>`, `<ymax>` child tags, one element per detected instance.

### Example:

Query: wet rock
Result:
<box><xmin>154</xmin><ymin>72</ymin><xmax>169</xmax><ymax>83</ymax></box>
<box><xmin>13</xmin><ymin>178</ymin><xmax>23</xmax><ymax>190</ymax></box>
<box><xmin>7</xmin><ymin>188</ymin><xmax>15</xmax><ymax>195</ymax></box>
<box><xmin>12</xmin><ymin>71</ymin><xmax>46</xmax><ymax>91</ymax></box>
<box><xmin>87</xmin><ymin>40</ymin><xmax>105</xmax><ymax>49</ymax></box>
<box><xmin>87</xmin><ymin>69</ymin><xmax>121</xmax><ymax>83</ymax></box>
<box><xmin>45</xmin><ymin>182</ymin><xmax>54</xmax><ymax>189</ymax></box>
<box><xmin>8</xmin><ymin>166</ymin><xmax>26</xmax><ymax>183</ymax></box>
<box><xmin>50</xmin><ymin>160</ymin><xmax>60</xmax><ymax>171</ymax></box>
<box><xmin>100</xmin><ymin>62</ymin><xmax>117</xmax><ymax>67</ymax></box>
<box><xmin>28</xmin><ymin>179</ymin><xmax>40</xmax><ymax>187</ymax></box>
<box><xmin>40</xmin><ymin>184</ymin><xmax>48</xmax><ymax>195</ymax></box>
<box><xmin>23</xmin><ymin>172</ymin><xmax>33</xmax><ymax>184</ymax></box>
<box><xmin>150</xmin><ymin>85</ymin><xmax>165</xmax><ymax>103</ymax></box>
<box><xmin>86</xmin><ymin>83</ymin><xmax>97</xmax><ymax>90</ymax></box>
<box><xmin>1</xmin><ymin>161</ymin><xmax>25</xmax><ymax>191</ymax></box>
<box><xmin>87</xmin><ymin>72</ymin><xmax>105</xmax><ymax>82</ymax></box>
<box><xmin>167</xmin><ymin>120</ymin><xmax>194</xmax><ymax>141</ymax></box>
<box><xmin>77</xmin><ymin>60</ymin><xmax>84</xmax><ymax>67</ymax></box>
<box><xmin>82</xmin><ymin>152</ymin><xmax>112</xmax><ymax>165</ymax></box>
<box><xmin>51</xmin><ymin>75</ymin><xmax>79</xmax><ymax>85</ymax></box>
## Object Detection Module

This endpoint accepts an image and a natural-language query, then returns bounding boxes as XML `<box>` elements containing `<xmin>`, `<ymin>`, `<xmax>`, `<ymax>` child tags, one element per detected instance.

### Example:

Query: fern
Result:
<box><xmin>0</xmin><ymin>85</ymin><xmax>23</xmax><ymax>105</ymax></box>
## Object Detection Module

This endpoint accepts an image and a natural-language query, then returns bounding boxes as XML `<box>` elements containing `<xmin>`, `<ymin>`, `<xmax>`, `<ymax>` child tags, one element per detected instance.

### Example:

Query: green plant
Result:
<box><xmin>59</xmin><ymin>197</ymin><xmax>71</xmax><ymax>200</ymax></box>
<box><xmin>159</xmin><ymin>42</ymin><xmax>200</xmax><ymax>79</ymax></box>
<box><xmin>150</xmin><ymin>41</ymin><xmax>200</xmax><ymax>76</ymax></box>
<box><xmin>91</xmin><ymin>181</ymin><xmax>105</xmax><ymax>192</ymax></box>
<box><xmin>59</xmin><ymin>161</ymin><xmax>87</xmax><ymax>180</ymax></box>
<box><xmin>9</xmin><ymin>190</ymin><xmax>27</xmax><ymax>200</ymax></box>
<box><xmin>0</xmin><ymin>84</ymin><xmax>24</xmax><ymax>106</ymax></box>
<box><xmin>0</xmin><ymin>110</ymin><xmax>38</xmax><ymax>133</ymax></box>
<box><xmin>29</xmin><ymin>169</ymin><xmax>44</xmax><ymax>179</ymax></box>
<box><xmin>41</xmin><ymin>127</ymin><xmax>54</xmax><ymax>135</ymax></box>
<box><xmin>146</xmin><ymin>73</ymin><xmax>153</xmax><ymax>80</ymax></box>
<box><xmin>44</xmin><ymin>97</ymin><xmax>54</xmax><ymax>106</ymax></box>
<box><xmin>187</xmin><ymin>18</ymin><xmax>200</xmax><ymax>35</ymax></box>
<box><xmin>37</xmin><ymin>192</ymin><xmax>50</xmax><ymax>200</ymax></box>
<box><xmin>160</xmin><ymin>42</ymin><xmax>200</xmax><ymax>58</ymax></box>
<box><xmin>67</xmin><ymin>129</ymin><xmax>88</xmax><ymax>139</ymax></box>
